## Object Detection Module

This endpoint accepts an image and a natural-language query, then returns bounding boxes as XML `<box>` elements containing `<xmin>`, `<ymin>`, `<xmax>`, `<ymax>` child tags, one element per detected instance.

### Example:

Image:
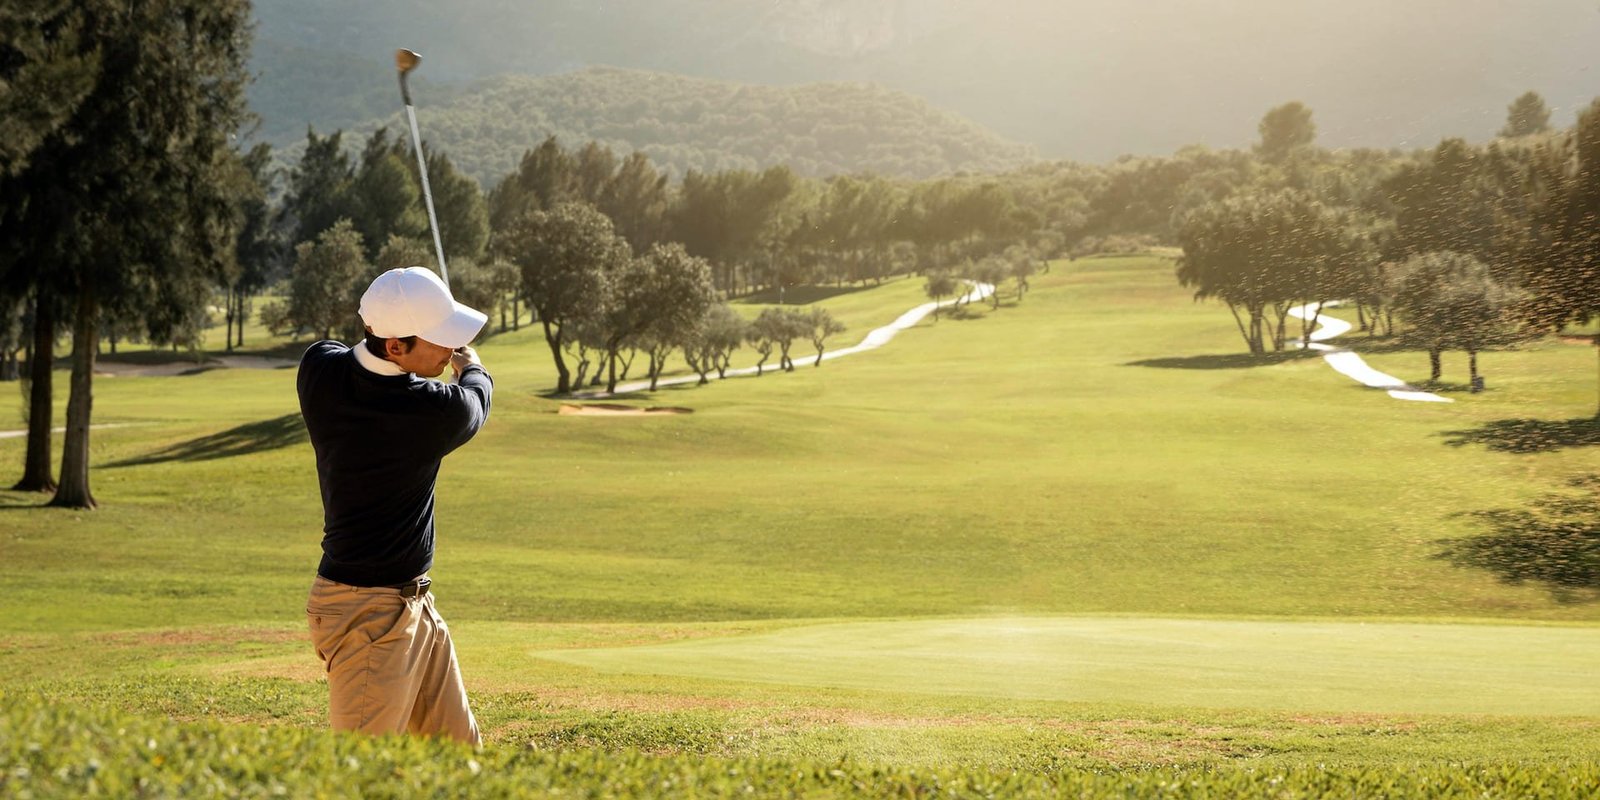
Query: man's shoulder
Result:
<box><xmin>300</xmin><ymin>340</ymin><xmax>350</xmax><ymax>369</ymax></box>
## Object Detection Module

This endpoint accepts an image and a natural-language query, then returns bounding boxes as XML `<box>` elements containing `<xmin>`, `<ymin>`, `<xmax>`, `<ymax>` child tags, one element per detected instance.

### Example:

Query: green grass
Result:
<box><xmin>3</xmin><ymin>254</ymin><xmax>1599</xmax><ymax>777</ymax></box>
<box><xmin>538</xmin><ymin>616</ymin><xmax>1600</xmax><ymax>716</ymax></box>
<box><xmin>10</xmin><ymin>693</ymin><xmax>1600</xmax><ymax>800</ymax></box>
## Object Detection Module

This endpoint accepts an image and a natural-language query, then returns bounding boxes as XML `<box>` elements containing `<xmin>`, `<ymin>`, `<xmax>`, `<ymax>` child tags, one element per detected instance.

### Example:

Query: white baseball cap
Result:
<box><xmin>359</xmin><ymin>267</ymin><xmax>487</xmax><ymax>349</ymax></box>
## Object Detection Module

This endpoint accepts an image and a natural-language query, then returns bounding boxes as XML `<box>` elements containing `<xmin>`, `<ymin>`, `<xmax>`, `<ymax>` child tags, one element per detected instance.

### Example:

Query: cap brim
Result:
<box><xmin>417</xmin><ymin>302</ymin><xmax>488</xmax><ymax>349</ymax></box>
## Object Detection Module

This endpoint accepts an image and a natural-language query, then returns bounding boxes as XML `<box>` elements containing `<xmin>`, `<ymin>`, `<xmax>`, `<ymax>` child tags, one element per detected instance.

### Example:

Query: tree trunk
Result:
<box><xmin>619</xmin><ymin>349</ymin><xmax>636</xmax><ymax>382</ymax></box>
<box><xmin>51</xmin><ymin>287</ymin><xmax>98</xmax><ymax>509</ymax></box>
<box><xmin>1227</xmin><ymin>303</ymin><xmax>1252</xmax><ymax>352</ymax></box>
<box><xmin>814</xmin><ymin>345</ymin><xmax>824</xmax><ymax>366</ymax></box>
<box><xmin>224</xmin><ymin>285</ymin><xmax>236</xmax><ymax>353</ymax></box>
<box><xmin>512</xmin><ymin>295</ymin><xmax>520</xmax><ymax>332</ymax></box>
<box><xmin>606</xmin><ymin>349</ymin><xmax>618</xmax><ymax>393</ymax></box>
<box><xmin>1429</xmin><ymin>347</ymin><xmax>1441</xmax><ymax>382</ymax></box>
<box><xmin>542</xmin><ymin>318</ymin><xmax>570</xmax><ymax>394</ymax></box>
<box><xmin>1593</xmin><ymin>338</ymin><xmax>1598</xmax><ymax>418</ymax></box>
<box><xmin>14</xmin><ymin>295</ymin><xmax>56</xmax><ymax>493</ymax></box>
<box><xmin>1469</xmin><ymin>348</ymin><xmax>1479</xmax><ymax>384</ymax></box>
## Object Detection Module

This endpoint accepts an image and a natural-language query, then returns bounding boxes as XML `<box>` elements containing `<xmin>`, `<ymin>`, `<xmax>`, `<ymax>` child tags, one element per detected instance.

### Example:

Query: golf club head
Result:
<box><xmin>396</xmin><ymin>49</ymin><xmax>422</xmax><ymax>74</ymax></box>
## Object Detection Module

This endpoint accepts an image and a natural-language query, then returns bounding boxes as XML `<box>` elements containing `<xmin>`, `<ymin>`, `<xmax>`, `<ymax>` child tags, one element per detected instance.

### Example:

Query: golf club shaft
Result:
<box><xmin>399</xmin><ymin>73</ymin><xmax>450</xmax><ymax>286</ymax></box>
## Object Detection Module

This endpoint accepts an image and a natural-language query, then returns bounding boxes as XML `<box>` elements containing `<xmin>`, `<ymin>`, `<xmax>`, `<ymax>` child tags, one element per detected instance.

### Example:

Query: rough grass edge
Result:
<box><xmin>3</xmin><ymin>691</ymin><xmax>1600</xmax><ymax>799</ymax></box>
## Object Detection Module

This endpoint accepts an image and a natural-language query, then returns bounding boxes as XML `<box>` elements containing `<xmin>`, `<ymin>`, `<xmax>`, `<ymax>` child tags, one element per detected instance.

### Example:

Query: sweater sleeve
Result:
<box><xmin>434</xmin><ymin>364</ymin><xmax>493</xmax><ymax>456</ymax></box>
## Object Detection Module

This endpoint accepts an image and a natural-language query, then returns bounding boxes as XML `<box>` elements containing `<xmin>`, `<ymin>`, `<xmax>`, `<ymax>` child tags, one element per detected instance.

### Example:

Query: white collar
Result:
<box><xmin>351</xmin><ymin>342</ymin><xmax>408</xmax><ymax>376</ymax></box>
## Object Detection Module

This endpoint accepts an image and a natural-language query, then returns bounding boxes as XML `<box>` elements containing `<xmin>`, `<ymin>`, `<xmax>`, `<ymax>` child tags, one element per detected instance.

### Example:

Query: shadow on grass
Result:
<box><xmin>106</xmin><ymin>413</ymin><xmax>307</xmax><ymax>468</ymax></box>
<box><xmin>1125</xmin><ymin>350</ymin><xmax>1320</xmax><ymax>370</ymax></box>
<box><xmin>734</xmin><ymin>284</ymin><xmax>877</xmax><ymax>305</ymax></box>
<box><xmin>1441</xmin><ymin>418</ymin><xmax>1600</xmax><ymax>454</ymax></box>
<box><xmin>1436</xmin><ymin>475</ymin><xmax>1600</xmax><ymax>604</ymax></box>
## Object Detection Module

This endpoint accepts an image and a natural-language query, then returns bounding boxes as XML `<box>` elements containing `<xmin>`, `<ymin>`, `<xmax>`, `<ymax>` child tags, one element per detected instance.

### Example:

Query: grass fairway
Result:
<box><xmin>539</xmin><ymin>616</ymin><xmax>1600</xmax><ymax>716</ymax></box>
<box><xmin>3</xmin><ymin>254</ymin><xmax>1600</xmax><ymax>778</ymax></box>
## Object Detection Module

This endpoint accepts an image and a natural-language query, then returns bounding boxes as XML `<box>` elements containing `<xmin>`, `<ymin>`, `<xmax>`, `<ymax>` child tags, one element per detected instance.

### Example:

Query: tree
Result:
<box><xmin>1257</xmin><ymin>102</ymin><xmax>1316</xmax><ymax>163</ymax></box>
<box><xmin>1391</xmin><ymin>251</ymin><xmax>1519</xmax><ymax>384</ymax></box>
<box><xmin>1520</xmin><ymin>98</ymin><xmax>1600</xmax><ymax>415</ymax></box>
<box><xmin>594</xmin><ymin>243</ymin><xmax>716</xmax><ymax>392</ymax></box>
<box><xmin>223</xmin><ymin>143</ymin><xmax>282</xmax><ymax>352</ymax></box>
<box><xmin>374</xmin><ymin>235</ymin><xmax>434</xmax><ymax>273</ymax></box>
<box><xmin>748</xmin><ymin>308</ymin><xmax>793</xmax><ymax>377</ymax></box>
<box><xmin>1004</xmin><ymin>244</ymin><xmax>1037</xmax><ymax>301</ymax></box>
<box><xmin>925</xmin><ymin>271</ymin><xmax>957</xmax><ymax>319</ymax></box>
<box><xmin>0</xmin><ymin>1</ymin><xmax>98</xmax><ymax>177</ymax></box>
<box><xmin>1500</xmin><ymin>91</ymin><xmax>1552</xmax><ymax>139</ymax></box>
<box><xmin>805</xmin><ymin>308</ymin><xmax>846</xmax><ymax>366</ymax></box>
<box><xmin>682</xmin><ymin>304</ymin><xmax>747</xmax><ymax>384</ymax></box>
<box><xmin>420</xmin><ymin>148</ymin><xmax>490</xmax><ymax>263</ymax></box>
<box><xmin>1383</xmin><ymin>139</ymin><xmax>1502</xmax><ymax>263</ymax></box>
<box><xmin>974</xmin><ymin>257</ymin><xmax>1010</xmax><ymax>310</ymax></box>
<box><xmin>668</xmin><ymin>166</ymin><xmax>798</xmax><ymax>293</ymax></box>
<box><xmin>487</xmin><ymin>135</ymin><xmax>574</xmax><ymax>234</ymax></box>
<box><xmin>283</xmin><ymin>128</ymin><xmax>354</xmax><ymax>247</ymax></box>
<box><xmin>1177</xmin><ymin>189</ymin><xmax>1347</xmax><ymax>354</ymax></box>
<box><xmin>2</xmin><ymin>0</ymin><xmax>255</xmax><ymax>508</ymax></box>
<box><xmin>344</xmin><ymin>129</ymin><xmax>427</xmax><ymax>262</ymax></box>
<box><xmin>599</xmin><ymin>151</ymin><xmax>670</xmax><ymax>252</ymax></box>
<box><xmin>0</xmin><ymin>1</ymin><xmax>103</xmax><ymax>494</ymax></box>
<box><xmin>497</xmin><ymin>202</ymin><xmax>626</xmax><ymax>394</ymax></box>
<box><xmin>269</xmin><ymin>221</ymin><xmax>370</xmax><ymax>340</ymax></box>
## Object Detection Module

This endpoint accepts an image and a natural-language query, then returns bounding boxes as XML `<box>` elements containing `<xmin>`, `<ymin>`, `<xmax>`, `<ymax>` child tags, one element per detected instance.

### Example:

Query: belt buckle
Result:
<box><xmin>401</xmin><ymin>577</ymin><xmax>431</xmax><ymax>598</ymax></box>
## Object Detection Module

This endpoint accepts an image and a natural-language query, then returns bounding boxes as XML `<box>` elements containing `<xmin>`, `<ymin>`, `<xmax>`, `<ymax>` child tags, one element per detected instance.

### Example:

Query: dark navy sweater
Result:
<box><xmin>297</xmin><ymin>341</ymin><xmax>493</xmax><ymax>587</ymax></box>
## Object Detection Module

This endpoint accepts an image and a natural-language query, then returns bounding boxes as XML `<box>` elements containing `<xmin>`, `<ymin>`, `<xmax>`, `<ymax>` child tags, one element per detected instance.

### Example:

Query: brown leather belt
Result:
<box><xmin>386</xmin><ymin>577</ymin><xmax>431</xmax><ymax>597</ymax></box>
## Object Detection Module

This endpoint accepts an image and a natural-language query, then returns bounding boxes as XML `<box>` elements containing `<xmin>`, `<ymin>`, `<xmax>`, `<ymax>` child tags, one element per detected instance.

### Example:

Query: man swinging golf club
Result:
<box><xmin>298</xmin><ymin>266</ymin><xmax>491</xmax><ymax>745</ymax></box>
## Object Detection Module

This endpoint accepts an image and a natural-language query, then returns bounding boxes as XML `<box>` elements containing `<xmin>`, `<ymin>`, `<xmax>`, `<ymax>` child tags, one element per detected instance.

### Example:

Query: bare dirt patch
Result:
<box><xmin>96</xmin><ymin>625</ymin><xmax>304</xmax><ymax>649</ymax></box>
<box><xmin>558</xmin><ymin>403</ymin><xmax>692</xmax><ymax>416</ymax></box>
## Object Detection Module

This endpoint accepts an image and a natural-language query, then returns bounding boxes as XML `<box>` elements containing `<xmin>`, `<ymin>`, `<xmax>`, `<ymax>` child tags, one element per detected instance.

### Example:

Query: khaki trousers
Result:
<box><xmin>305</xmin><ymin>576</ymin><xmax>480</xmax><ymax>745</ymax></box>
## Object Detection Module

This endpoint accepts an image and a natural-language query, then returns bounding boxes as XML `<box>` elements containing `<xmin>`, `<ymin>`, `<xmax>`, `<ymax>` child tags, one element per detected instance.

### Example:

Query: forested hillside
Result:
<box><xmin>281</xmin><ymin>67</ymin><xmax>1036</xmax><ymax>185</ymax></box>
<box><xmin>249</xmin><ymin>0</ymin><xmax>1600</xmax><ymax>161</ymax></box>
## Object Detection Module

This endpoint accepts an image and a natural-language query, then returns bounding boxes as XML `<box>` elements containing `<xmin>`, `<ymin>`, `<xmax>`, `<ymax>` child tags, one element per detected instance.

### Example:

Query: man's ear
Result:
<box><xmin>384</xmin><ymin>338</ymin><xmax>412</xmax><ymax>359</ymax></box>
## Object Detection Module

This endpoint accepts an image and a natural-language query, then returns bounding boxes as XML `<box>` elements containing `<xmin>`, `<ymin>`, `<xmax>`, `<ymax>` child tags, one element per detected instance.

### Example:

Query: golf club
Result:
<box><xmin>396</xmin><ymin>48</ymin><xmax>449</xmax><ymax>286</ymax></box>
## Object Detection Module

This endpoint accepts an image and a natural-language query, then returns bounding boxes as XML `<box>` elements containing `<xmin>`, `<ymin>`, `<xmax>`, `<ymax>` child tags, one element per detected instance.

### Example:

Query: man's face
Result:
<box><xmin>386</xmin><ymin>337</ymin><xmax>455</xmax><ymax>377</ymax></box>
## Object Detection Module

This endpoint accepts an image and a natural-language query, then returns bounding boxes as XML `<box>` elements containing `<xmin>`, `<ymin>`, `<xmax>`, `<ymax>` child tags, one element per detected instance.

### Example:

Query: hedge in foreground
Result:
<box><xmin>3</xmin><ymin>691</ymin><xmax>1599</xmax><ymax>798</ymax></box>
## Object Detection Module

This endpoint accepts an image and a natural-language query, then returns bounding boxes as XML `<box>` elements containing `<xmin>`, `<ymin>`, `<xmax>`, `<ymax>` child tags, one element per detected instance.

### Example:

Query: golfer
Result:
<box><xmin>297</xmin><ymin>266</ymin><xmax>491</xmax><ymax>745</ymax></box>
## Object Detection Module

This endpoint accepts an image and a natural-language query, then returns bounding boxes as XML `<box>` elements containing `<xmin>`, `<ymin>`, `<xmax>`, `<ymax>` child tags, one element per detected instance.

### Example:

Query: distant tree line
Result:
<box><xmin>279</xmin><ymin>67</ymin><xmax>1039</xmax><ymax>186</ymax></box>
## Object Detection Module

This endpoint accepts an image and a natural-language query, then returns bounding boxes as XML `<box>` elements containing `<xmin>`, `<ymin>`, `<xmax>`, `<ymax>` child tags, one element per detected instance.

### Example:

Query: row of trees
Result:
<box><xmin>1177</xmin><ymin>94</ymin><xmax>1599</xmax><ymax>409</ymax></box>
<box><xmin>0</xmin><ymin>0</ymin><xmax>255</xmax><ymax>508</ymax></box>
<box><xmin>254</xmin><ymin>128</ymin><xmax>1062</xmax><ymax>396</ymax></box>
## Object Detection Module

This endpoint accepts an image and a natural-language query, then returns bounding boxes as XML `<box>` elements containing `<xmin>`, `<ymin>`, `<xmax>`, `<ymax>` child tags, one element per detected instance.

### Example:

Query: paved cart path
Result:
<box><xmin>586</xmin><ymin>281</ymin><xmax>996</xmax><ymax>398</ymax></box>
<box><xmin>1288</xmin><ymin>302</ymin><xmax>1450</xmax><ymax>403</ymax></box>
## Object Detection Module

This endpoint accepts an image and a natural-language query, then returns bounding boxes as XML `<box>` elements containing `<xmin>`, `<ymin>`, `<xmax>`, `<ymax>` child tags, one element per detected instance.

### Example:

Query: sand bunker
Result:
<box><xmin>558</xmin><ymin>403</ymin><xmax>693</xmax><ymax>416</ymax></box>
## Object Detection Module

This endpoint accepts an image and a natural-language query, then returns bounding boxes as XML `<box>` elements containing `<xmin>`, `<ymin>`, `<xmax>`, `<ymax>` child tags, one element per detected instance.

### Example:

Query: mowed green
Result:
<box><xmin>3</xmin><ymin>254</ymin><xmax>1599</xmax><ymax>768</ymax></box>
<box><xmin>539</xmin><ymin>616</ymin><xmax>1600</xmax><ymax>716</ymax></box>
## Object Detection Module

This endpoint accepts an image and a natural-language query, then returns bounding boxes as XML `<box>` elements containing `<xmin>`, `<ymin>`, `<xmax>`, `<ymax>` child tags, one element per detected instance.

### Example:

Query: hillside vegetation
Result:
<box><xmin>271</xmin><ymin>67</ymin><xmax>1036</xmax><ymax>184</ymax></box>
<box><xmin>249</xmin><ymin>0</ymin><xmax>1600</xmax><ymax>161</ymax></box>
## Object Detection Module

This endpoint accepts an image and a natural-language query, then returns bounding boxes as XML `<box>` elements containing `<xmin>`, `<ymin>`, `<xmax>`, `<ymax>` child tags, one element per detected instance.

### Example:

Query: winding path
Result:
<box><xmin>1287</xmin><ymin>302</ymin><xmax>1450</xmax><ymax>403</ymax></box>
<box><xmin>591</xmin><ymin>281</ymin><xmax>996</xmax><ymax>397</ymax></box>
